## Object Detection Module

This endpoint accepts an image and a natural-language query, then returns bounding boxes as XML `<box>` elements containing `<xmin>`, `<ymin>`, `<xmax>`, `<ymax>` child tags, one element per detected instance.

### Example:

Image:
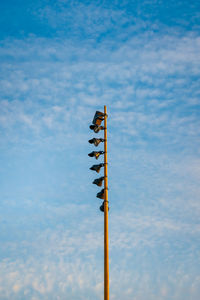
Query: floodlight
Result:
<box><xmin>96</xmin><ymin>189</ymin><xmax>105</xmax><ymax>199</ymax></box>
<box><xmin>100</xmin><ymin>202</ymin><xmax>104</xmax><ymax>212</ymax></box>
<box><xmin>89</xmin><ymin>124</ymin><xmax>105</xmax><ymax>133</ymax></box>
<box><xmin>92</xmin><ymin>111</ymin><xmax>106</xmax><ymax>126</ymax></box>
<box><xmin>88</xmin><ymin>138</ymin><xmax>105</xmax><ymax>147</ymax></box>
<box><xmin>90</xmin><ymin>163</ymin><xmax>104</xmax><ymax>173</ymax></box>
<box><xmin>88</xmin><ymin>151</ymin><xmax>104</xmax><ymax>160</ymax></box>
<box><xmin>99</xmin><ymin>201</ymin><xmax>109</xmax><ymax>212</ymax></box>
<box><xmin>93</xmin><ymin>176</ymin><xmax>104</xmax><ymax>187</ymax></box>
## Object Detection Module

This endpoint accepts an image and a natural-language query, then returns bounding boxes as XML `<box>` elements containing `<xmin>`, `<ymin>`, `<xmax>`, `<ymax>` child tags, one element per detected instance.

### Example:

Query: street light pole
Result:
<box><xmin>104</xmin><ymin>105</ymin><xmax>109</xmax><ymax>300</ymax></box>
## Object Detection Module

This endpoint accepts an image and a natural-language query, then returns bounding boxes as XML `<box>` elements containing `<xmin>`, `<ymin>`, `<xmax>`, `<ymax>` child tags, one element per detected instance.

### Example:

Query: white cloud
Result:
<box><xmin>0</xmin><ymin>7</ymin><xmax>200</xmax><ymax>299</ymax></box>
<box><xmin>0</xmin><ymin>216</ymin><xmax>199</xmax><ymax>299</ymax></box>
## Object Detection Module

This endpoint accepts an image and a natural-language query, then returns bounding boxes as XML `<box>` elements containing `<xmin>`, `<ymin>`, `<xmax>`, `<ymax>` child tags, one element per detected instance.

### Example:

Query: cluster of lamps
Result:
<box><xmin>89</xmin><ymin>111</ymin><xmax>108</xmax><ymax>212</ymax></box>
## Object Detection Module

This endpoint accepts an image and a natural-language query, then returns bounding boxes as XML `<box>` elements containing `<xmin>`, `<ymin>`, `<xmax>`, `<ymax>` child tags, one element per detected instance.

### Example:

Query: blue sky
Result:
<box><xmin>0</xmin><ymin>0</ymin><xmax>200</xmax><ymax>299</ymax></box>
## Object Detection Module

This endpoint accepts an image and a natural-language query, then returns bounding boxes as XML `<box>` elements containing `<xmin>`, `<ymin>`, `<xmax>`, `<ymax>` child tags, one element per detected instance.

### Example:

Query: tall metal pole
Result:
<box><xmin>104</xmin><ymin>105</ymin><xmax>109</xmax><ymax>300</ymax></box>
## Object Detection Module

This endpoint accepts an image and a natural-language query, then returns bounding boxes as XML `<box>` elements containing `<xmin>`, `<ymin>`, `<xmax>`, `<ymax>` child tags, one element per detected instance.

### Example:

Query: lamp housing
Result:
<box><xmin>92</xmin><ymin>111</ymin><xmax>106</xmax><ymax>126</ymax></box>
<box><xmin>90</xmin><ymin>163</ymin><xmax>104</xmax><ymax>173</ymax></box>
<box><xmin>88</xmin><ymin>151</ymin><xmax>104</xmax><ymax>159</ymax></box>
<box><xmin>99</xmin><ymin>201</ymin><xmax>109</xmax><ymax>212</ymax></box>
<box><xmin>93</xmin><ymin>176</ymin><xmax>104</xmax><ymax>187</ymax></box>
<box><xmin>96</xmin><ymin>189</ymin><xmax>105</xmax><ymax>199</ymax></box>
<box><xmin>88</xmin><ymin>138</ymin><xmax>104</xmax><ymax>147</ymax></box>
<box><xmin>89</xmin><ymin>124</ymin><xmax>105</xmax><ymax>133</ymax></box>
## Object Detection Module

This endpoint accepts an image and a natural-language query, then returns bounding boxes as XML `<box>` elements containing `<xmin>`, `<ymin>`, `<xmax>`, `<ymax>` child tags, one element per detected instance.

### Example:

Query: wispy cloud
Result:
<box><xmin>1</xmin><ymin>1</ymin><xmax>200</xmax><ymax>299</ymax></box>
<box><xmin>1</xmin><ymin>32</ymin><xmax>200</xmax><ymax>147</ymax></box>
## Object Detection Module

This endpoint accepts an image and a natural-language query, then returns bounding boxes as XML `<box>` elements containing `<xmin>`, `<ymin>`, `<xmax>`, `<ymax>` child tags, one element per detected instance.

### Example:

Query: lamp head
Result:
<box><xmin>99</xmin><ymin>201</ymin><xmax>109</xmax><ymax>212</ymax></box>
<box><xmin>92</xmin><ymin>111</ymin><xmax>106</xmax><ymax>126</ymax></box>
<box><xmin>89</xmin><ymin>124</ymin><xmax>105</xmax><ymax>133</ymax></box>
<box><xmin>99</xmin><ymin>202</ymin><xmax>104</xmax><ymax>212</ymax></box>
<box><xmin>88</xmin><ymin>151</ymin><xmax>104</xmax><ymax>160</ymax></box>
<box><xmin>90</xmin><ymin>163</ymin><xmax>104</xmax><ymax>173</ymax></box>
<box><xmin>96</xmin><ymin>189</ymin><xmax>105</xmax><ymax>199</ymax></box>
<box><xmin>93</xmin><ymin>176</ymin><xmax>104</xmax><ymax>187</ymax></box>
<box><xmin>88</xmin><ymin>138</ymin><xmax>104</xmax><ymax>147</ymax></box>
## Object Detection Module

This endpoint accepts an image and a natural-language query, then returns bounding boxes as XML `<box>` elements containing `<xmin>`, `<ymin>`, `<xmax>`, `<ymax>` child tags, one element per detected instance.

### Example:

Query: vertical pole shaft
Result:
<box><xmin>104</xmin><ymin>105</ymin><xmax>109</xmax><ymax>300</ymax></box>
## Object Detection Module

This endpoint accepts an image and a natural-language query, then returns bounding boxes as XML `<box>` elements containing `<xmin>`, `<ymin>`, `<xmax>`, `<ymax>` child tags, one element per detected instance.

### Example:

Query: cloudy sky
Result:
<box><xmin>0</xmin><ymin>0</ymin><xmax>200</xmax><ymax>299</ymax></box>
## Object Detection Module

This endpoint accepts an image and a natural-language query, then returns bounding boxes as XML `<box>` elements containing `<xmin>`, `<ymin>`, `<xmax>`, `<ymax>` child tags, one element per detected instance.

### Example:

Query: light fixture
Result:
<box><xmin>89</xmin><ymin>124</ymin><xmax>105</xmax><ymax>133</ymax></box>
<box><xmin>90</xmin><ymin>163</ymin><xmax>105</xmax><ymax>173</ymax></box>
<box><xmin>99</xmin><ymin>201</ymin><xmax>109</xmax><ymax>212</ymax></box>
<box><xmin>92</xmin><ymin>111</ymin><xmax>106</xmax><ymax>126</ymax></box>
<box><xmin>88</xmin><ymin>138</ymin><xmax>105</xmax><ymax>147</ymax></box>
<box><xmin>88</xmin><ymin>151</ymin><xmax>104</xmax><ymax>159</ymax></box>
<box><xmin>93</xmin><ymin>176</ymin><xmax>104</xmax><ymax>187</ymax></box>
<box><xmin>96</xmin><ymin>189</ymin><xmax>105</xmax><ymax>199</ymax></box>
